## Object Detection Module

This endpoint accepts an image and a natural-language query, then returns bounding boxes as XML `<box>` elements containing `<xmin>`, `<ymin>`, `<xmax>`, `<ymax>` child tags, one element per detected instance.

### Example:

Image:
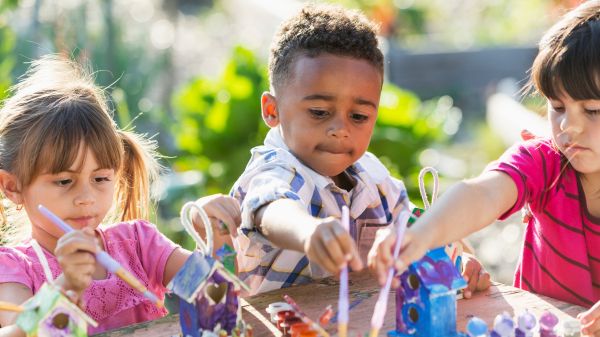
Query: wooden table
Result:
<box><xmin>95</xmin><ymin>271</ymin><xmax>586</xmax><ymax>336</ymax></box>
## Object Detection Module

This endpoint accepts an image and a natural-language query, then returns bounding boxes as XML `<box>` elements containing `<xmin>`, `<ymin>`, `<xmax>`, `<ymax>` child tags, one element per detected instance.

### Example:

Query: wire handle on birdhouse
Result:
<box><xmin>180</xmin><ymin>201</ymin><xmax>214</xmax><ymax>256</ymax></box>
<box><xmin>418</xmin><ymin>167</ymin><xmax>439</xmax><ymax>210</ymax></box>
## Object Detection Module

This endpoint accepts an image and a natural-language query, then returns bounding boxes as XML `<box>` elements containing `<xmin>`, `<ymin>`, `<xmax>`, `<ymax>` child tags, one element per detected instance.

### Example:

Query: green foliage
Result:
<box><xmin>171</xmin><ymin>45</ymin><xmax>269</xmax><ymax>195</ymax></box>
<box><xmin>0</xmin><ymin>19</ymin><xmax>15</xmax><ymax>103</ymax></box>
<box><xmin>171</xmin><ymin>46</ymin><xmax>453</xmax><ymax>212</ymax></box>
<box><xmin>371</xmin><ymin>85</ymin><xmax>454</xmax><ymax>202</ymax></box>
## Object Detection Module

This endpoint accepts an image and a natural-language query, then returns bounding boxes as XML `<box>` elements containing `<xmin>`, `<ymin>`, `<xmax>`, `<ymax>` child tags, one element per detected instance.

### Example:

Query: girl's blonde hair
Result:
<box><xmin>0</xmin><ymin>55</ymin><xmax>160</xmax><ymax>245</ymax></box>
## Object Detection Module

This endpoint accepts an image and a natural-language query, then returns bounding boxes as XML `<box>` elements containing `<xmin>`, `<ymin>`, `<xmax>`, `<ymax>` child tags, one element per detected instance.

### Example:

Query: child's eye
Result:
<box><xmin>309</xmin><ymin>109</ymin><xmax>329</xmax><ymax>119</ymax></box>
<box><xmin>54</xmin><ymin>179</ymin><xmax>72</xmax><ymax>187</ymax></box>
<box><xmin>351</xmin><ymin>113</ymin><xmax>369</xmax><ymax>123</ymax></box>
<box><xmin>551</xmin><ymin>106</ymin><xmax>565</xmax><ymax>113</ymax></box>
<box><xmin>94</xmin><ymin>176</ymin><xmax>111</xmax><ymax>183</ymax></box>
<box><xmin>585</xmin><ymin>109</ymin><xmax>600</xmax><ymax>116</ymax></box>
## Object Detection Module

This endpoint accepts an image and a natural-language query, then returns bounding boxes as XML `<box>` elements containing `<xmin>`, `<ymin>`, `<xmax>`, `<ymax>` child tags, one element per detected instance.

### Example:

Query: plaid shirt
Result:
<box><xmin>231</xmin><ymin>127</ymin><xmax>410</xmax><ymax>295</ymax></box>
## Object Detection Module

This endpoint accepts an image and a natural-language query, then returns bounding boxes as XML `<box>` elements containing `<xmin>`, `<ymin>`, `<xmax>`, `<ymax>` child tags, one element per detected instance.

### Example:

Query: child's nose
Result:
<box><xmin>559</xmin><ymin>111</ymin><xmax>583</xmax><ymax>134</ymax></box>
<box><xmin>327</xmin><ymin>117</ymin><xmax>350</xmax><ymax>138</ymax></box>
<box><xmin>74</xmin><ymin>184</ymin><xmax>95</xmax><ymax>206</ymax></box>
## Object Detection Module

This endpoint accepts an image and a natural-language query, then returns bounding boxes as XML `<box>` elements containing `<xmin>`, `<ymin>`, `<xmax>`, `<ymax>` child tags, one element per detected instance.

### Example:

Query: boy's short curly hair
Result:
<box><xmin>269</xmin><ymin>4</ymin><xmax>384</xmax><ymax>91</ymax></box>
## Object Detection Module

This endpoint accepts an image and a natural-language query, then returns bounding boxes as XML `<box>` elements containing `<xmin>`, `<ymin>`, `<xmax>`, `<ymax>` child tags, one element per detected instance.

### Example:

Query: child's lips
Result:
<box><xmin>67</xmin><ymin>216</ymin><xmax>96</xmax><ymax>227</ymax></box>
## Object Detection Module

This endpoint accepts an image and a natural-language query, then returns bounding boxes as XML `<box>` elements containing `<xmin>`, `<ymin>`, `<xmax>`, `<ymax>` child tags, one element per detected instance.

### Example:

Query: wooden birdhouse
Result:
<box><xmin>388</xmin><ymin>247</ymin><xmax>467</xmax><ymax>337</ymax></box>
<box><xmin>168</xmin><ymin>202</ymin><xmax>249</xmax><ymax>337</ymax></box>
<box><xmin>16</xmin><ymin>283</ymin><xmax>97</xmax><ymax>337</ymax></box>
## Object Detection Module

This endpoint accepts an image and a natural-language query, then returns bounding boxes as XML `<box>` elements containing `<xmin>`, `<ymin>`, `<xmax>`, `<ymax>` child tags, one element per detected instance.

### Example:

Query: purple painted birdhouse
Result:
<box><xmin>388</xmin><ymin>247</ymin><xmax>467</xmax><ymax>337</ymax></box>
<box><xmin>168</xmin><ymin>251</ymin><xmax>249</xmax><ymax>337</ymax></box>
<box><xmin>169</xmin><ymin>201</ymin><xmax>250</xmax><ymax>337</ymax></box>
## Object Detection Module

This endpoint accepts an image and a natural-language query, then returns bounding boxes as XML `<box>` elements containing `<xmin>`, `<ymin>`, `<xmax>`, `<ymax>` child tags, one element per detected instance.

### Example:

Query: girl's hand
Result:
<box><xmin>303</xmin><ymin>217</ymin><xmax>363</xmax><ymax>275</ymax></box>
<box><xmin>54</xmin><ymin>227</ymin><xmax>98</xmax><ymax>297</ymax></box>
<box><xmin>192</xmin><ymin>194</ymin><xmax>241</xmax><ymax>238</ymax></box>
<box><xmin>461</xmin><ymin>252</ymin><xmax>491</xmax><ymax>298</ymax></box>
<box><xmin>579</xmin><ymin>300</ymin><xmax>600</xmax><ymax>336</ymax></box>
<box><xmin>367</xmin><ymin>227</ymin><xmax>429</xmax><ymax>288</ymax></box>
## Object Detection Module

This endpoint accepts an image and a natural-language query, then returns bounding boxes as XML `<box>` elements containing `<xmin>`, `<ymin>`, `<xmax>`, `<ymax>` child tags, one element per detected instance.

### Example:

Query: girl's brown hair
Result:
<box><xmin>529</xmin><ymin>1</ymin><xmax>600</xmax><ymax>100</ymax></box>
<box><xmin>0</xmin><ymin>55</ymin><xmax>160</xmax><ymax>245</ymax></box>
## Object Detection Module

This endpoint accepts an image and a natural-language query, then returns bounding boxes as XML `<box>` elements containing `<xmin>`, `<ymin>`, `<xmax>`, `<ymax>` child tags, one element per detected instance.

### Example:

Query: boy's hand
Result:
<box><xmin>367</xmin><ymin>227</ymin><xmax>429</xmax><ymax>288</ymax></box>
<box><xmin>192</xmin><ymin>194</ymin><xmax>241</xmax><ymax>238</ymax></box>
<box><xmin>54</xmin><ymin>227</ymin><xmax>98</xmax><ymax>296</ymax></box>
<box><xmin>579</xmin><ymin>300</ymin><xmax>600</xmax><ymax>336</ymax></box>
<box><xmin>461</xmin><ymin>252</ymin><xmax>491</xmax><ymax>298</ymax></box>
<box><xmin>303</xmin><ymin>217</ymin><xmax>363</xmax><ymax>275</ymax></box>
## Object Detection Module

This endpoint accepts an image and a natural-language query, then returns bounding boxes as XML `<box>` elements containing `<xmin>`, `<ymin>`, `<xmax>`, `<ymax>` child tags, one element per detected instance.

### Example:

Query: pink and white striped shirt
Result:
<box><xmin>487</xmin><ymin>138</ymin><xmax>600</xmax><ymax>307</ymax></box>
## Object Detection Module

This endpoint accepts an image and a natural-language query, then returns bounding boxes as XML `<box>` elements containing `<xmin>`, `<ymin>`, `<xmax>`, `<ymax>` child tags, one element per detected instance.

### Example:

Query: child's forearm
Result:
<box><xmin>255</xmin><ymin>199</ymin><xmax>320</xmax><ymax>252</ymax></box>
<box><xmin>411</xmin><ymin>171</ymin><xmax>517</xmax><ymax>250</ymax></box>
<box><xmin>0</xmin><ymin>325</ymin><xmax>25</xmax><ymax>337</ymax></box>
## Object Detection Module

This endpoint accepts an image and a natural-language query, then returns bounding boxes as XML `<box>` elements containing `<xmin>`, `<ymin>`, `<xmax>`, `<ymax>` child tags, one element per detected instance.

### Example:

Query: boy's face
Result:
<box><xmin>263</xmin><ymin>53</ymin><xmax>382</xmax><ymax>179</ymax></box>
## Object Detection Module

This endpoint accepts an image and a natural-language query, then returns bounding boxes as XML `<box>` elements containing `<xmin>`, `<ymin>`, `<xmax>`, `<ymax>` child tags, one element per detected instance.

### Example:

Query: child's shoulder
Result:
<box><xmin>0</xmin><ymin>243</ymin><xmax>33</xmax><ymax>263</ymax></box>
<box><xmin>507</xmin><ymin>137</ymin><xmax>562</xmax><ymax>162</ymax></box>
<box><xmin>99</xmin><ymin>219</ymin><xmax>160</xmax><ymax>241</ymax></box>
<box><xmin>355</xmin><ymin>152</ymin><xmax>393</xmax><ymax>184</ymax></box>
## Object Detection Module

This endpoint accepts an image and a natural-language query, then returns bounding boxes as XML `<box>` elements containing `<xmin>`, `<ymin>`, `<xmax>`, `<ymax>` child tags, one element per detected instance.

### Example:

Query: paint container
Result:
<box><xmin>281</xmin><ymin>317</ymin><xmax>304</xmax><ymax>336</ymax></box>
<box><xmin>267</xmin><ymin>302</ymin><xmax>294</xmax><ymax>323</ymax></box>
<box><xmin>562</xmin><ymin>319</ymin><xmax>581</xmax><ymax>337</ymax></box>
<box><xmin>290</xmin><ymin>322</ymin><xmax>311</xmax><ymax>337</ymax></box>
<box><xmin>277</xmin><ymin>311</ymin><xmax>297</xmax><ymax>330</ymax></box>
<box><xmin>297</xmin><ymin>330</ymin><xmax>318</xmax><ymax>337</ymax></box>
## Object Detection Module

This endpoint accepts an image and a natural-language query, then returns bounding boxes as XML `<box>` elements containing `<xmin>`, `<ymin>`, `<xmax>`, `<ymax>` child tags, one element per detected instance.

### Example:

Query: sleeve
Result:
<box><xmin>0</xmin><ymin>248</ymin><xmax>33</xmax><ymax>290</ymax></box>
<box><xmin>382</xmin><ymin>175</ymin><xmax>411</xmax><ymax>225</ymax></box>
<box><xmin>233</xmin><ymin>161</ymin><xmax>307</xmax><ymax>233</ymax></box>
<box><xmin>484</xmin><ymin>139</ymin><xmax>547</xmax><ymax>220</ymax></box>
<box><xmin>133</xmin><ymin>221</ymin><xmax>180</xmax><ymax>289</ymax></box>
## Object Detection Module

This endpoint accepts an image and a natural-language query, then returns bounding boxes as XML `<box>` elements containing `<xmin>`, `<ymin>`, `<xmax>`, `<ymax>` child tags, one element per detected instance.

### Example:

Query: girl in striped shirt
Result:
<box><xmin>368</xmin><ymin>1</ymin><xmax>600</xmax><ymax>335</ymax></box>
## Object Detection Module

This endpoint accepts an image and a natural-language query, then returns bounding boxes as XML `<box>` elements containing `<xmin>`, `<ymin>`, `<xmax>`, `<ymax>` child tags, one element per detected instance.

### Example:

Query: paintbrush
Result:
<box><xmin>368</xmin><ymin>211</ymin><xmax>410</xmax><ymax>337</ymax></box>
<box><xmin>38</xmin><ymin>205</ymin><xmax>163</xmax><ymax>309</ymax></box>
<box><xmin>338</xmin><ymin>205</ymin><xmax>350</xmax><ymax>337</ymax></box>
<box><xmin>0</xmin><ymin>301</ymin><xmax>23</xmax><ymax>312</ymax></box>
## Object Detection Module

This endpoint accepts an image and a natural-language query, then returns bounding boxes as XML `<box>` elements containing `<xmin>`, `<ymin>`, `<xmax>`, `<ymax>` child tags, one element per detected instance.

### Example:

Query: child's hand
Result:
<box><xmin>461</xmin><ymin>253</ymin><xmax>491</xmax><ymax>298</ymax></box>
<box><xmin>367</xmin><ymin>227</ymin><xmax>429</xmax><ymax>287</ymax></box>
<box><xmin>303</xmin><ymin>217</ymin><xmax>363</xmax><ymax>275</ymax></box>
<box><xmin>192</xmin><ymin>194</ymin><xmax>241</xmax><ymax>238</ymax></box>
<box><xmin>579</xmin><ymin>300</ymin><xmax>600</xmax><ymax>336</ymax></box>
<box><xmin>54</xmin><ymin>227</ymin><xmax>98</xmax><ymax>295</ymax></box>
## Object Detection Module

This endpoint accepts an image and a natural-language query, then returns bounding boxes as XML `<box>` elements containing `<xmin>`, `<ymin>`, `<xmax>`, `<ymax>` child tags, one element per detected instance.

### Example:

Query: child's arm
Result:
<box><xmin>190</xmin><ymin>194</ymin><xmax>241</xmax><ymax>256</ymax></box>
<box><xmin>255</xmin><ymin>199</ymin><xmax>363</xmax><ymax>275</ymax></box>
<box><xmin>0</xmin><ymin>282</ymin><xmax>30</xmax><ymax>336</ymax></box>
<box><xmin>368</xmin><ymin>170</ymin><xmax>517</xmax><ymax>285</ymax></box>
<box><xmin>163</xmin><ymin>194</ymin><xmax>241</xmax><ymax>286</ymax></box>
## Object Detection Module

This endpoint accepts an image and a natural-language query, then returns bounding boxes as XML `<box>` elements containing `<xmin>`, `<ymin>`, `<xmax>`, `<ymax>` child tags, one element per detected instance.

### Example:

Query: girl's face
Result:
<box><xmin>22</xmin><ymin>146</ymin><xmax>116</xmax><ymax>246</ymax></box>
<box><xmin>548</xmin><ymin>94</ymin><xmax>600</xmax><ymax>176</ymax></box>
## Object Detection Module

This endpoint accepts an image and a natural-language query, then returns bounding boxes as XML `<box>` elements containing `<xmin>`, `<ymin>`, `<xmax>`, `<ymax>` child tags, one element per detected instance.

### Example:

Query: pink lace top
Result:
<box><xmin>0</xmin><ymin>220</ymin><xmax>180</xmax><ymax>334</ymax></box>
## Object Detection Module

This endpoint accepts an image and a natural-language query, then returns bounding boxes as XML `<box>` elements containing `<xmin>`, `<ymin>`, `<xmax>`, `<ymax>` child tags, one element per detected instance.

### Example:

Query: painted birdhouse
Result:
<box><xmin>388</xmin><ymin>247</ymin><xmax>467</xmax><ymax>337</ymax></box>
<box><xmin>16</xmin><ymin>283</ymin><xmax>97</xmax><ymax>337</ymax></box>
<box><xmin>168</xmin><ymin>251</ymin><xmax>249</xmax><ymax>337</ymax></box>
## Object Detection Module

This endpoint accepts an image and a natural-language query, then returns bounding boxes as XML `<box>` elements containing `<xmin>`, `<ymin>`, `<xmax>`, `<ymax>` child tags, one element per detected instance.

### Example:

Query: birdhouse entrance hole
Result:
<box><xmin>408</xmin><ymin>274</ymin><xmax>420</xmax><ymax>290</ymax></box>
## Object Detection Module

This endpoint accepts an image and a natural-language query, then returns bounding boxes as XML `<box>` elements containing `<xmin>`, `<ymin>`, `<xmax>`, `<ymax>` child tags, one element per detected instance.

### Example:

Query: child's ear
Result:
<box><xmin>261</xmin><ymin>92</ymin><xmax>280</xmax><ymax>128</ymax></box>
<box><xmin>0</xmin><ymin>170</ymin><xmax>23</xmax><ymax>204</ymax></box>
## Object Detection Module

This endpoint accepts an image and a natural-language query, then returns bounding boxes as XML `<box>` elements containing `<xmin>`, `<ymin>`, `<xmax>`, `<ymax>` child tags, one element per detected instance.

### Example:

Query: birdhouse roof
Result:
<box><xmin>17</xmin><ymin>283</ymin><xmax>98</xmax><ymax>332</ymax></box>
<box><xmin>408</xmin><ymin>247</ymin><xmax>467</xmax><ymax>294</ymax></box>
<box><xmin>167</xmin><ymin>250</ymin><xmax>249</xmax><ymax>303</ymax></box>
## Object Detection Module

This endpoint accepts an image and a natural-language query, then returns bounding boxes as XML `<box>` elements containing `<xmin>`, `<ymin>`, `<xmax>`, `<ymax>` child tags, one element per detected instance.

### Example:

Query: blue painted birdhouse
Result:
<box><xmin>168</xmin><ymin>251</ymin><xmax>249</xmax><ymax>337</ymax></box>
<box><xmin>388</xmin><ymin>247</ymin><xmax>467</xmax><ymax>337</ymax></box>
<box><xmin>16</xmin><ymin>283</ymin><xmax>97</xmax><ymax>337</ymax></box>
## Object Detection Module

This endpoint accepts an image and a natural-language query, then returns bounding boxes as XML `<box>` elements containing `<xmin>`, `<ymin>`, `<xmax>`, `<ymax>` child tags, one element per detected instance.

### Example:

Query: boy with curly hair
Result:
<box><xmin>232</xmin><ymin>4</ymin><xmax>487</xmax><ymax>295</ymax></box>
